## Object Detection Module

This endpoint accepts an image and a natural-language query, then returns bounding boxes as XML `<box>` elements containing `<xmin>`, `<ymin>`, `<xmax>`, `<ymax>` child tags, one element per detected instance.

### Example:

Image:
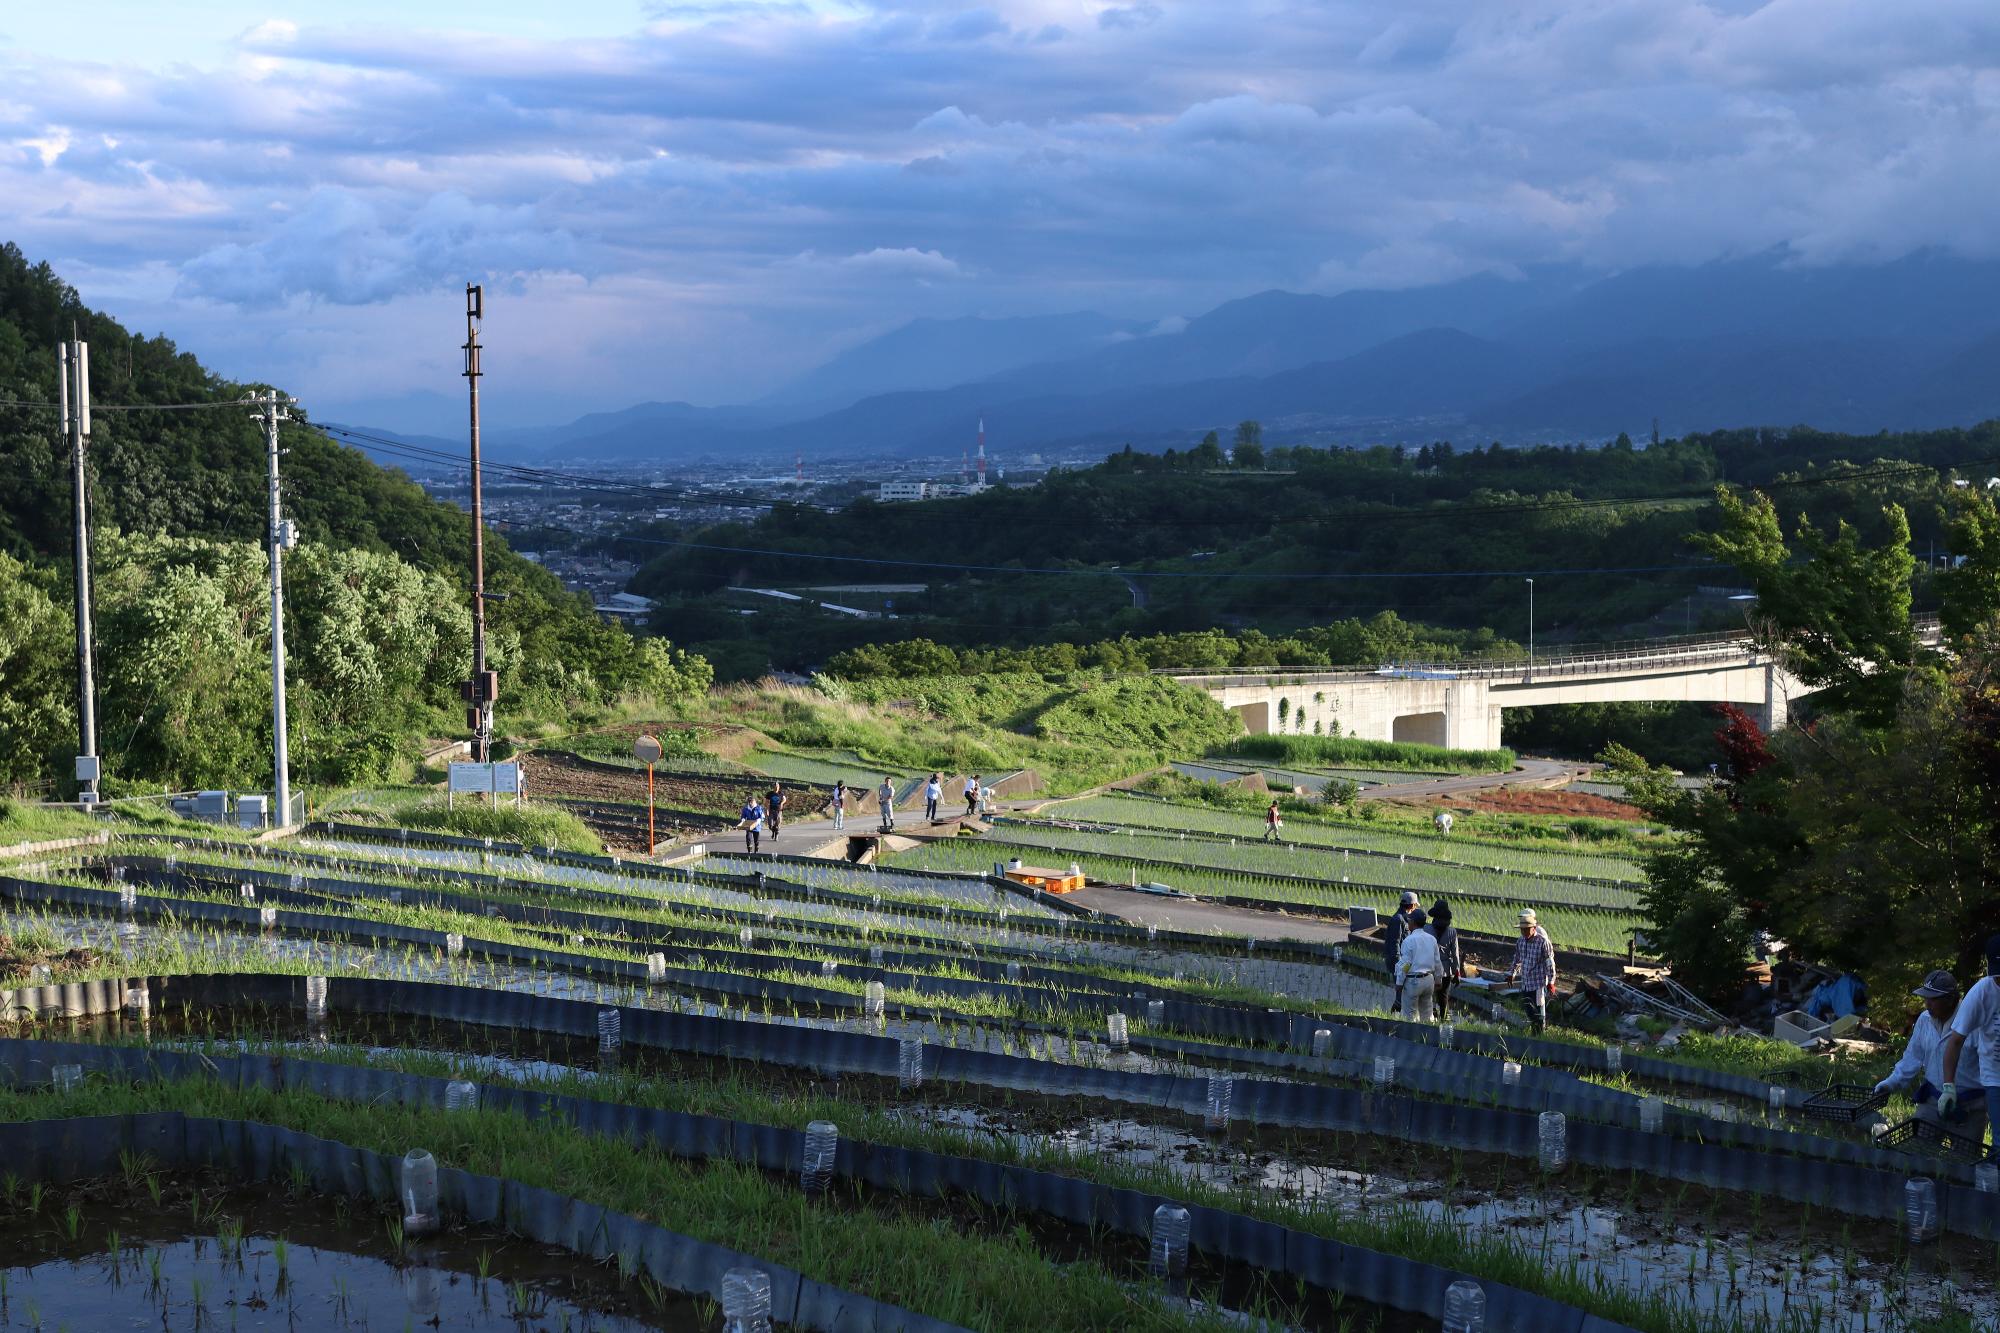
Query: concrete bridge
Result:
<box><xmin>1162</xmin><ymin>621</ymin><xmax>1939</xmax><ymax>751</ymax></box>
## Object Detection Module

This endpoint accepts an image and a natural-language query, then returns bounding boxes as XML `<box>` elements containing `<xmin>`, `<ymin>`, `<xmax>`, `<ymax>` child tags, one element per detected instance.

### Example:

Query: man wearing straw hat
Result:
<box><xmin>1507</xmin><ymin>908</ymin><xmax>1557</xmax><ymax>1032</ymax></box>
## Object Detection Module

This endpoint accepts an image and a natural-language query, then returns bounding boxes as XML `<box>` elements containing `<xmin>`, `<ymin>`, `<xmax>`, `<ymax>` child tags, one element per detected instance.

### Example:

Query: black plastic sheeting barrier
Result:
<box><xmin>0</xmin><ymin>1110</ymin><xmax>960</xmax><ymax>1333</ymax></box>
<box><xmin>19</xmin><ymin>865</ymin><xmax>1919</xmax><ymax>1186</ymax></box>
<box><xmin>4</xmin><ymin>970</ymin><xmax>1985</xmax><ymax>1228</ymax></box>
<box><xmin>0</xmin><ymin>1040</ymin><xmax>1636</xmax><ymax>1333</ymax></box>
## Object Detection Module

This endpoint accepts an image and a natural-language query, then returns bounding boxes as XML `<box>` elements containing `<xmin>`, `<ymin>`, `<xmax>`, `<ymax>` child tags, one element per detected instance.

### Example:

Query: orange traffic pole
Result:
<box><xmin>647</xmin><ymin>762</ymin><xmax>656</xmax><ymax>855</ymax></box>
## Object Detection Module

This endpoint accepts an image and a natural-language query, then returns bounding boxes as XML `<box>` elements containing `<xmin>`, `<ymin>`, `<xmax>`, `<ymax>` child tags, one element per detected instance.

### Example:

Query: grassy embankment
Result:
<box><xmin>1220</xmin><ymin>733</ymin><xmax>1516</xmax><ymax>774</ymax></box>
<box><xmin>692</xmin><ymin>672</ymin><xmax>1241</xmax><ymax>797</ymax></box>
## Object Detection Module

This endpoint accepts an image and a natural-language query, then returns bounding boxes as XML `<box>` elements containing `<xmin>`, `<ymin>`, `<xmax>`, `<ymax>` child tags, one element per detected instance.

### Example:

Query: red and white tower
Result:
<box><xmin>976</xmin><ymin>415</ymin><xmax>987</xmax><ymax>488</ymax></box>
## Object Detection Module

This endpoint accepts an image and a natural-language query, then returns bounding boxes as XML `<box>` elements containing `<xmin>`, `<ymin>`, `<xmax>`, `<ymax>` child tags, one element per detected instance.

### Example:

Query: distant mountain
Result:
<box><xmin>399</xmin><ymin>250</ymin><xmax>2000</xmax><ymax>465</ymax></box>
<box><xmin>766</xmin><ymin>311</ymin><xmax>1143</xmax><ymax>410</ymax></box>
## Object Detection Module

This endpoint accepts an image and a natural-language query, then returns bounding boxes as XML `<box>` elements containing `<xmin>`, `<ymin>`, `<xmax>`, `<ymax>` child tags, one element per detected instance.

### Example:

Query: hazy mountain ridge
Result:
<box><xmin>347</xmin><ymin>251</ymin><xmax>2000</xmax><ymax>463</ymax></box>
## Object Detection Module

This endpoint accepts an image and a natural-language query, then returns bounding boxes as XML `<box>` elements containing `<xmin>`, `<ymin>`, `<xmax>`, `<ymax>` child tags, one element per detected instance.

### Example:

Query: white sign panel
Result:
<box><xmin>448</xmin><ymin>762</ymin><xmax>494</xmax><ymax>794</ymax></box>
<box><xmin>493</xmin><ymin>762</ymin><xmax>523</xmax><ymax>795</ymax></box>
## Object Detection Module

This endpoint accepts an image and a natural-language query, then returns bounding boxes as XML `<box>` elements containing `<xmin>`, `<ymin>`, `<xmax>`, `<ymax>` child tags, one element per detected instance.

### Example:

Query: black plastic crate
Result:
<box><xmin>1799</xmin><ymin>1083</ymin><xmax>1888</xmax><ymax>1124</ymax></box>
<box><xmin>1879</xmin><ymin>1116</ymin><xmax>1989</xmax><ymax>1163</ymax></box>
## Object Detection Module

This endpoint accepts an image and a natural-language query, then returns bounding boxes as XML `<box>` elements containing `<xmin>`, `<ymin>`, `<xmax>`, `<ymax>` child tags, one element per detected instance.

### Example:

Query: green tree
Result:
<box><xmin>0</xmin><ymin>551</ymin><xmax>73</xmax><ymax>787</ymax></box>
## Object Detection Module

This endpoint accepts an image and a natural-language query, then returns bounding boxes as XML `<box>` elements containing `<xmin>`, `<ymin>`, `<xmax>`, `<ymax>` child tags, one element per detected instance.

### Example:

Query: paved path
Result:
<box><xmin>1353</xmin><ymin>755</ymin><xmax>1577</xmax><ymax>802</ymax></box>
<box><xmin>1063</xmin><ymin>884</ymin><xmax>1354</xmax><ymax>944</ymax></box>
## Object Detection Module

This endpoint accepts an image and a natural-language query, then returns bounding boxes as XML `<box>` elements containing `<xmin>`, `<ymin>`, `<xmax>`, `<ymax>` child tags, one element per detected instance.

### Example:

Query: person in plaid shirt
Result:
<box><xmin>1508</xmin><ymin>908</ymin><xmax>1558</xmax><ymax>1032</ymax></box>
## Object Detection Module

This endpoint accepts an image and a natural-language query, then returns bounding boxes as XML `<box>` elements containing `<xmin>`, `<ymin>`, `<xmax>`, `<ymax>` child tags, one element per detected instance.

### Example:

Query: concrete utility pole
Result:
<box><xmin>1524</xmin><ymin>577</ymin><xmax>1536</xmax><ymax>682</ymax></box>
<box><xmin>462</xmin><ymin>284</ymin><xmax>495</xmax><ymax>762</ymax></box>
<box><xmin>256</xmin><ymin>388</ymin><xmax>298</xmax><ymax>825</ymax></box>
<box><xmin>59</xmin><ymin>335</ymin><xmax>100</xmax><ymax>806</ymax></box>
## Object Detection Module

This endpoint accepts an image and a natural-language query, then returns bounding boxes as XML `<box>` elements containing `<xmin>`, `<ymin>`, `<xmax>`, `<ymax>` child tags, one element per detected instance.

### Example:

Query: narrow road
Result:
<box><xmin>1353</xmin><ymin>755</ymin><xmax>1577</xmax><ymax>802</ymax></box>
<box><xmin>1063</xmin><ymin>884</ymin><xmax>1352</xmax><ymax>944</ymax></box>
<box><xmin>1119</xmin><ymin>575</ymin><xmax>1148</xmax><ymax>609</ymax></box>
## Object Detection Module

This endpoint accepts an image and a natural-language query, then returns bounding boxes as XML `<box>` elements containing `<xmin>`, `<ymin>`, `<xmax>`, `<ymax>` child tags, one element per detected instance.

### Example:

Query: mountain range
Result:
<box><xmin>336</xmin><ymin>249</ymin><xmax>2000</xmax><ymax>466</ymax></box>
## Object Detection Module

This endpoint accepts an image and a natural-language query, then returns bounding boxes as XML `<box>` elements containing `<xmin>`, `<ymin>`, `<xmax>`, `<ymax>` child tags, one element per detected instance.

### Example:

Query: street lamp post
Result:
<box><xmin>1524</xmin><ymin>578</ymin><xmax>1535</xmax><ymax>681</ymax></box>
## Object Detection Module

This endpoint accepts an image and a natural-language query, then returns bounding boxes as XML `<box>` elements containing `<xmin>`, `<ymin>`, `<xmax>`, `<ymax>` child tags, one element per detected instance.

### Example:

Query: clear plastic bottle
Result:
<box><xmin>863</xmin><ymin>981</ymin><xmax>886</xmax><ymax>1019</ymax></box>
<box><xmin>1204</xmin><ymin>1075</ymin><xmax>1233</xmax><ymax>1130</ymax></box>
<box><xmin>1373</xmin><ymin>1055</ymin><xmax>1396</xmax><ymax>1088</ymax></box>
<box><xmin>1148</xmin><ymin>1203</ymin><xmax>1190</xmax><ymax>1278</ymax></box>
<box><xmin>52</xmin><ymin>1064</ymin><xmax>82</xmax><ymax>1093</ymax></box>
<box><xmin>125</xmin><ymin>986</ymin><xmax>149</xmax><ymax>1019</ymax></box>
<box><xmin>1639</xmin><ymin>1097</ymin><xmax>1665</xmax><ymax>1134</ymax></box>
<box><xmin>739</xmin><ymin>927</ymin><xmax>754</xmax><ymax>947</ymax></box>
<box><xmin>646</xmin><ymin>953</ymin><xmax>667</xmax><ymax>982</ymax></box>
<box><xmin>801</xmin><ymin>1120</ymin><xmax>838</xmax><ymax>1195</ymax></box>
<box><xmin>1311</xmin><ymin>1028</ymin><xmax>1332</xmax><ymax>1057</ymax></box>
<box><xmin>1442</xmin><ymin>1278</ymin><xmax>1486</xmax><ymax>1332</ymax></box>
<box><xmin>869</xmin><ymin>945</ymin><xmax>884</xmax><ymax>966</ymax></box>
<box><xmin>118</xmin><ymin>883</ymin><xmax>137</xmax><ymax>915</ymax></box>
<box><xmin>401</xmin><ymin>1149</ymin><xmax>439</xmax><ymax>1235</ymax></box>
<box><xmin>445</xmin><ymin>1080</ymin><xmax>478</xmax><ymax>1111</ymax></box>
<box><xmin>820</xmin><ymin>959</ymin><xmax>838</xmax><ymax>977</ymax></box>
<box><xmin>597</xmin><ymin>1008</ymin><xmax>622</xmax><ymax>1052</ymax></box>
<box><xmin>720</xmin><ymin>1267</ymin><xmax>773</xmax><ymax>1333</ymax></box>
<box><xmin>1146</xmin><ymin>999</ymin><xmax>1165</xmax><ymax>1025</ymax></box>
<box><xmin>1767</xmin><ymin>1084</ymin><xmax>1786</xmax><ymax>1112</ymax></box>
<box><xmin>1106</xmin><ymin>1013</ymin><xmax>1129</xmax><ymax>1051</ymax></box>
<box><xmin>1906</xmin><ymin>1176</ymin><xmax>1939</xmax><ymax>1243</ymax></box>
<box><xmin>1501</xmin><ymin>1061</ymin><xmax>1522</xmax><ymax>1086</ymax></box>
<box><xmin>1005</xmin><ymin>962</ymin><xmax>1021</xmax><ymax>982</ymax></box>
<box><xmin>1538</xmin><ymin>1111</ymin><xmax>1567</xmax><ymax>1173</ymax></box>
<box><xmin>445</xmin><ymin>933</ymin><xmax>464</xmax><ymax>957</ymax></box>
<box><xmin>897</xmin><ymin>1037</ymin><xmax>924</xmax><ymax>1090</ymax></box>
<box><xmin>304</xmin><ymin>975</ymin><xmax>328</xmax><ymax>1023</ymax></box>
<box><xmin>1604</xmin><ymin>1044</ymin><xmax>1622</xmax><ymax>1073</ymax></box>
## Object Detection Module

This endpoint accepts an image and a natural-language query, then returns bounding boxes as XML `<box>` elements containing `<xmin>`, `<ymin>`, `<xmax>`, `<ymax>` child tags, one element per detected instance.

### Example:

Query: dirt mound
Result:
<box><xmin>1431</xmin><ymin>786</ymin><xmax>1647</xmax><ymax>822</ymax></box>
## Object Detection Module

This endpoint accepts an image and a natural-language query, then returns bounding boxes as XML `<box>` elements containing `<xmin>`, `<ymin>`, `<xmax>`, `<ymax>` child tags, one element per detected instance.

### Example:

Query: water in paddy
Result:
<box><xmin>903</xmin><ymin>1103</ymin><xmax>1998</xmax><ymax>1333</ymax></box>
<box><xmin>0</xmin><ymin>1176</ymin><xmax>709</xmax><ymax>1331</ymax></box>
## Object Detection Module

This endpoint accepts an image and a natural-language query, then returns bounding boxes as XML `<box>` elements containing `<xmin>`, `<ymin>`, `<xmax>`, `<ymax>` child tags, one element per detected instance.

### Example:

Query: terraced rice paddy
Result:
<box><xmin>0</xmin><ymin>820</ymin><xmax>1959</xmax><ymax>1333</ymax></box>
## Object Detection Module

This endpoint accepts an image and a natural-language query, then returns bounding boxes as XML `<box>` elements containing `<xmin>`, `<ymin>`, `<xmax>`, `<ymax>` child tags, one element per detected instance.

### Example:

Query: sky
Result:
<box><xmin>5</xmin><ymin>0</ymin><xmax>2000</xmax><ymax>429</ymax></box>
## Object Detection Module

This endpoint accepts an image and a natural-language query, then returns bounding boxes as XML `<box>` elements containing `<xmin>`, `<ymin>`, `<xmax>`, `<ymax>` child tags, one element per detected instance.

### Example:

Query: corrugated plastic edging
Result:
<box><xmin>0</xmin><ymin>1109</ymin><xmax>960</xmax><ymax>1333</ymax></box>
<box><xmin>4</xmin><ymin>972</ymin><xmax>1988</xmax><ymax>1229</ymax></box>
<box><xmin>0</xmin><ymin>1041</ymin><xmax>1632</xmax><ymax>1333</ymax></box>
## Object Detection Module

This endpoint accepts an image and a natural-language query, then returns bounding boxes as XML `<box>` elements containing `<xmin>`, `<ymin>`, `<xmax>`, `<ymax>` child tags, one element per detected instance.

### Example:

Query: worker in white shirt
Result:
<box><xmin>1395</xmin><ymin>908</ymin><xmax>1440</xmax><ymax>1023</ymax></box>
<box><xmin>1876</xmin><ymin>970</ymin><xmax>1984</xmax><ymax>1126</ymax></box>
<box><xmin>1938</xmin><ymin>935</ymin><xmax>2000</xmax><ymax>1143</ymax></box>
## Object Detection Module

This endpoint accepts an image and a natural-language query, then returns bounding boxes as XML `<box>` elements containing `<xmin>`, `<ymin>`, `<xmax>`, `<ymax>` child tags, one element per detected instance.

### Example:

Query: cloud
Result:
<box><xmin>176</xmin><ymin>189</ymin><xmax>584</xmax><ymax>305</ymax></box>
<box><xmin>4</xmin><ymin>0</ymin><xmax>2000</xmax><ymax>410</ymax></box>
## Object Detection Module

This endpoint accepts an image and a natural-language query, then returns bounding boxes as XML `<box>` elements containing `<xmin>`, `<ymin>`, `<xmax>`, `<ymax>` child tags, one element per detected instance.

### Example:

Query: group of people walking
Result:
<box><xmin>1381</xmin><ymin>892</ymin><xmax>1559</xmax><ymax>1030</ymax></box>
<box><xmin>739</xmin><ymin>771</ymin><xmax>995</xmax><ymax>850</ymax></box>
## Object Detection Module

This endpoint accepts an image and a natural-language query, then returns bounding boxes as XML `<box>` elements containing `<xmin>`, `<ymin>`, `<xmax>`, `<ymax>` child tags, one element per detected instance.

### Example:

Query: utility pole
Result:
<box><xmin>60</xmin><ymin>335</ymin><xmax>100</xmax><ymax>806</ymax></box>
<box><xmin>462</xmin><ymin>284</ymin><xmax>495</xmax><ymax>762</ymax></box>
<box><xmin>256</xmin><ymin>388</ymin><xmax>299</xmax><ymax>825</ymax></box>
<box><xmin>1524</xmin><ymin>577</ymin><xmax>1535</xmax><ymax>682</ymax></box>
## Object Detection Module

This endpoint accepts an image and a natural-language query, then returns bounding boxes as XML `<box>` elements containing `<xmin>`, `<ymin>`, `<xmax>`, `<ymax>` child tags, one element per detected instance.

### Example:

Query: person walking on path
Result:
<box><xmin>1262</xmin><ymin>800</ymin><xmax>1283</xmax><ymax>843</ymax></box>
<box><xmin>1938</xmin><ymin>935</ymin><xmax>2000</xmax><ymax>1142</ymax></box>
<box><xmin>829</xmin><ymin>780</ymin><xmax>847</xmax><ymax>831</ymax></box>
<box><xmin>1429</xmin><ymin>899</ymin><xmax>1464</xmax><ymax>1020</ymax></box>
<box><xmin>963</xmin><ymin>774</ymin><xmax>981</xmax><ymax>818</ymax></box>
<box><xmin>766</xmin><ymin>781</ymin><xmax>786</xmax><ymax>839</ymax></box>
<box><xmin>877</xmin><ymin>776</ymin><xmax>897</xmax><ymax>831</ymax></box>
<box><xmin>1382</xmin><ymin>891</ymin><xmax>1419</xmax><ymax>1014</ymax></box>
<box><xmin>739</xmin><ymin>795</ymin><xmax>765</xmax><ymax>855</ymax></box>
<box><xmin>1880</xmin><ymin>970</ymin><xmax>1984</xmax><ymax>1127</ymax></box>
<box><xmin>924</xmin><ymin>773</ymin><xmax>942</xmax><ymax>822</ymax></box>
<box><xmin>1396</xmin><ymin>908</ymin><xmax>1440</xmax><ymax>1022</ymax></box>
<box><xmin>1507</xmin><ymin>908</ymin><xmax>1558</xmax><ymax>1032</ymax></box>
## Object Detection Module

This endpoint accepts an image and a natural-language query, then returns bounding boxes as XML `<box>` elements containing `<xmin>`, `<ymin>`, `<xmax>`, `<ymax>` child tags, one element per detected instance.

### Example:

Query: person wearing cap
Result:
<box><xmin>1396</xmin><ymin>908</ymin><xmax>1440</xmax><ymax>1022</ymax></box>
<box><xmin>1507</xmin><ymin>908</ymin><xmax>1558</xmax><ymax>1032</ymax></box>
<box><xmin>1938</xmin><ymin>934</ymin><xmax>2000</xmax><ymax>1140</ymax></box>
<box><xmin>1382</xmin><ymin>891</ymin><xmax>1420</xmax><ymax>1014</ymax></box>
<box><xmin>1878</xmin><ymin>970</ymin><xmax>1984</xmax><ymax>1126</ymax></box>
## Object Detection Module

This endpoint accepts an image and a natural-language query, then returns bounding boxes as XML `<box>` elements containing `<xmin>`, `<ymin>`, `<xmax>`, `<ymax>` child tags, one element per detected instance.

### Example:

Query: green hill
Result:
<box><xmin>0</xmin><ymin>243</ymin><xmax>708</xmax><ymax>793</ymax></box>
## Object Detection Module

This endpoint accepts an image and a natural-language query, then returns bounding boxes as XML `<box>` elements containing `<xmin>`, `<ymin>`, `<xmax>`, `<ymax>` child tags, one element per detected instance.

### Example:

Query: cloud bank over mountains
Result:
<box><xmin>4</xmin><ymin>1</ymin><xmax>1999</xmax><ymax>424</ymax></box>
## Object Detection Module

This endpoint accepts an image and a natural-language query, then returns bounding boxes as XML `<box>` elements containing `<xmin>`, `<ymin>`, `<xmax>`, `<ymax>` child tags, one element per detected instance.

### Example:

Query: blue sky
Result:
<box><xmin>6</xmin><ymin>1</ymin><xmax>1999</xmax><ymax>428</ymax></box>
